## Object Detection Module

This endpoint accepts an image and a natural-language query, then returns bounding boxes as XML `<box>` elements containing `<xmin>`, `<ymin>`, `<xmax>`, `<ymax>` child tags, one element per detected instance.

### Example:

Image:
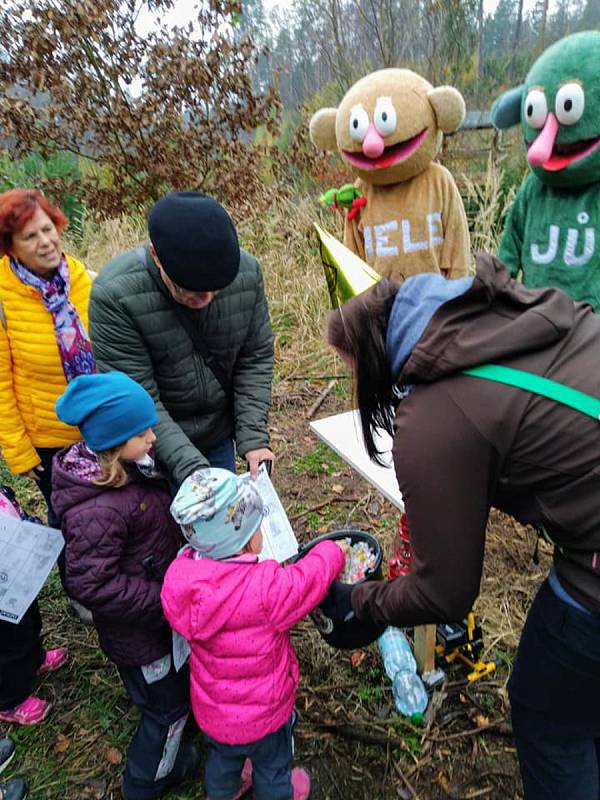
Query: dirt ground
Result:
<box><xmin>0</xmin><ymin>382</ymin><xmax>552</xmax><ymax>799</ymax></box>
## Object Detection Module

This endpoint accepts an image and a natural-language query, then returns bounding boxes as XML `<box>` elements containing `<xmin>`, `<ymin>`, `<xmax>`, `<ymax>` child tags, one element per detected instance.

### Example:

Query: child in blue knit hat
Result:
<box><xmin>52</xmin><ymin>372</ymin><xmax>199</xmax><ymax>800</ymax></box>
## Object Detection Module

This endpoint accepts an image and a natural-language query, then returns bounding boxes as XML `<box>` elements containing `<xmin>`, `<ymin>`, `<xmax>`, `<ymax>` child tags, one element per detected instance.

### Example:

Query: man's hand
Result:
<box><xmin>244</xmin><ymin>447</ymin><xmax>275</xmax><ymax>480</ymax></box>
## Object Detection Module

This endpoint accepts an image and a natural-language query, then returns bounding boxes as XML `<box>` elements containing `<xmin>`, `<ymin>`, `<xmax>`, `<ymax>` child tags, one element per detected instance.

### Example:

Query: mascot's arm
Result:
<box><xmin>441</xmin><ymin>177</ymin><xmax>471</xmax><ymax>279</ymax></box>
<box><xmin>343</xmin><ymin>210</ymin><xmax>367</xmax><ymax>260</ymax></box>
<box><xmin>498</xmin><ymin>187</ymin><xmax>526</xmax><ymax>278</ymax></box>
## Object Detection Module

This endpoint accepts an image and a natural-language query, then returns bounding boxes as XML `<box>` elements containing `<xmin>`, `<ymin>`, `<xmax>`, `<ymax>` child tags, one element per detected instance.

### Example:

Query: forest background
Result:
<box><xmin>1</xmin><ymin>0</ymin><xmax>599</xmax><ymax>222</ymax></box>
<box><xmin>0</xmin><ymin>1</ymin><xmax>599</xmax><ymax>798</ymax></box>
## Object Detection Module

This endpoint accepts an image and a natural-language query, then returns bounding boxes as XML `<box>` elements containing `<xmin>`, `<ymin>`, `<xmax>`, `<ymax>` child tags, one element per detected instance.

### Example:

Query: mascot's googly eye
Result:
<box><xmin>555</xmin><ymin>82</ymin><xmax>585</xmax><ymax>126</ymax></box>
<box><xmin>349</xmin><ymin>105</ymin><xmax>370</xmax><ymax>142</ymax></box>
<box><xmin>373</xmin><ymin>97</ymin><xmax>397</xmax><ymax>137</ymax></box>
<box><xmin>524</xmin><ymin>89</ymin><xmax>548</xmax><ymax>129</ymax></box>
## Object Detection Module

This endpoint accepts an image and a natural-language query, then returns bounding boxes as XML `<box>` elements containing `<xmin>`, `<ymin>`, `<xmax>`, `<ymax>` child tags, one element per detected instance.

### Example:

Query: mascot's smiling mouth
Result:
<box><xmin>343</xmin><ymin>128</ymin><xmax>428</xmax><ymax>170</ymax></box>
<box><xmin>534</xmin><ymin>134</ymin><xmax>600</xmax><ymax>172</ymax></box>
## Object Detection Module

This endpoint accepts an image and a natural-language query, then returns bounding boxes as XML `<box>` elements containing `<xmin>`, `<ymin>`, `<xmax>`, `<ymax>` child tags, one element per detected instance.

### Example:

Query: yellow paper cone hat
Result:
<box><xmin>315</xmin><ymin>224</ymin><xmax>381</xmax><ymax>308</ymax></box>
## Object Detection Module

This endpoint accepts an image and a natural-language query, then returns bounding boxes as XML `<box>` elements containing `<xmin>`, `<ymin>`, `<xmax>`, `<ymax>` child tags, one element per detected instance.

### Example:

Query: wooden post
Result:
<box><xmin>414</xmin><ymin>624</ymin><xmax>436</xmax><ymax>674</ymax></box>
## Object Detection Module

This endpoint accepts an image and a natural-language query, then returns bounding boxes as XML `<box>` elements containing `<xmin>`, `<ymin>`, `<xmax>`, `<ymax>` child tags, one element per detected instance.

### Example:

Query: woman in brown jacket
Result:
<box><xmin>324</xmin><ymin>254</ymin><xmax>600</xmax><ymax>800</ymax></box>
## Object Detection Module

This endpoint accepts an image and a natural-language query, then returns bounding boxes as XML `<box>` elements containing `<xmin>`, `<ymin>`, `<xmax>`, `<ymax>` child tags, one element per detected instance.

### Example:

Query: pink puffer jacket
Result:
<box><xmin>161</xmin><ymin>540</ymin><xmax>344</xmax><ymax>744</ymax></box>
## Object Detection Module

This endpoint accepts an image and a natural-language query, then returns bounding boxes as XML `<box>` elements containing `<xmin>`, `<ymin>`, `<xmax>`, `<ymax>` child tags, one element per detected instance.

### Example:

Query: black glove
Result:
<box><xmin>319</xmin><ymin>581</ymin><xmax>355</xmax><ymax>624</ymax></box>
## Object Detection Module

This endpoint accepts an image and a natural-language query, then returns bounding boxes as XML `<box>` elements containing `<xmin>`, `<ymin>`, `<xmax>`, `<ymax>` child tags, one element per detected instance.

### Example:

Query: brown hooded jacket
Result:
<box><xmin>351</xmin><ymin>254</ymin><xmax>600</xmax><ymax>625</ymax></box>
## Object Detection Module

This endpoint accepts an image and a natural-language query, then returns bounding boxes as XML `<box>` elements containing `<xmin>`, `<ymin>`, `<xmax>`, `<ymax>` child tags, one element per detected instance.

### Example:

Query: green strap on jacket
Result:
<box><xmin>463</xmin><ymin>364</ymin><xmax>600</xmax><ymax>421</ymax></box>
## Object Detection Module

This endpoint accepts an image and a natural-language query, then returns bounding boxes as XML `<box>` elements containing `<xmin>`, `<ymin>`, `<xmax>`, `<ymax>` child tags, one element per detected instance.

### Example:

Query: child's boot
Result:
<box><xmin>291</xmin><ymin>767</ymin><xmax>311</xmax><ymax>800</ymax></box>
<box><xmin>0</xmin><ymin>739</ymin><xmax>15</xmax><ymax>775</ymax></box>
<box><xmin>121</xmin><ymin>741</ymin><xmax>200</xmax><ymax>800</ymax></box>
<box><xmin>0</xmin><ymin>697</ymin><xmax>51</xmax><ymax>726</ymax></box>
<box><xmin>37</xmin><ymin>648</ymin><xmax>69</xmax><ymax>676</ymax></box>
<box><xmin>206</xmin><ymin>758</ymin><xmax>252</xmax><ymax>800</ymax></box>
<box><xmin>68</xmin><ymin>598</ymin><xmax>94</xmax><ymax>626</ymax></box>
<box><xmin>164</xmin><ymin>741</ymin><xmax>200</xmax><ymax>793</ymax></box>
<box><xmin>0</xmin><ymin>777</ymin><xmax>29</xmax><ymax>800</ymax></box>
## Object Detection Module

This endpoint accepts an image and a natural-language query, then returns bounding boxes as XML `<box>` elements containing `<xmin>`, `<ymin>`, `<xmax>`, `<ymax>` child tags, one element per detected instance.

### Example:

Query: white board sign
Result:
<box><xmin>309</xmin><ymin>410</ymin><xmax>404</xmax><ymax>512</ymax></box>
<box><xmin>0</xmin><ymin>512</ymin><xmax>64</xmax><ymax>623</ymax></box>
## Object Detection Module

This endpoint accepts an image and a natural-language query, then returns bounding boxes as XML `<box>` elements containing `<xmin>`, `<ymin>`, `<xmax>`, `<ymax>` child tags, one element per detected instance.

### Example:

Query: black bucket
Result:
<box><xmin>293</xmin><ymin>529</ymin><xmax>386</xmax><ymax>650</ymax></box>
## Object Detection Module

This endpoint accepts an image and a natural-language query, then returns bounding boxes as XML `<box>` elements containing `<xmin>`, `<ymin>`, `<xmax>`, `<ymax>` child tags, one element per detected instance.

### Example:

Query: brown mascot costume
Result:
<box><xmin>310</xmin><ymin>68</ymin><xmax>471</xmax><ymax>281</ymax></box>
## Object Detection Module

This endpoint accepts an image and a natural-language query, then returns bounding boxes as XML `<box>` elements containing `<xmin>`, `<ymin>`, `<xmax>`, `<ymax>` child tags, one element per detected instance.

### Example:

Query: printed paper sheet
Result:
<box><xmin>255</xmin><ymin>465</ymin><xmax>299</xmax><ymax>563</ymax></box>
<box><xmin>0</xmin><ymin>511</ymin><xmax>64</xmax><ymax>624</ymax></box>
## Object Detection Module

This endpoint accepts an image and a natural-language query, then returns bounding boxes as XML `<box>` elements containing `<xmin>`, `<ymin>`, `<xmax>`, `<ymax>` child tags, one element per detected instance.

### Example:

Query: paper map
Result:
<box><xmin>0</xmin><ymin>511</ymin><xmax>64</xmax><ymax>624</ymax></box>
<box><xmin>255</xmin><ymin>465</ymin><xmax>299</xmax><ymax>563</ymax></box>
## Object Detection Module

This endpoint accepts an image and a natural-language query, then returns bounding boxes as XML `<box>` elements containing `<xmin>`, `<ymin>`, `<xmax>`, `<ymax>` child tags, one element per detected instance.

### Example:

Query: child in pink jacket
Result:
<box><xmin>161</xmin><ymin>468</ymin><xmax>346</xmax><ymax>800</ymax></box>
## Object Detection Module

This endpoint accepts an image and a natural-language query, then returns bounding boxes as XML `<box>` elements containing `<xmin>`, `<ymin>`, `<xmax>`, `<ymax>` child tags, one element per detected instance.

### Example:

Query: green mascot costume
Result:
<box><xmin>492</xmin><ymin>30</ymin><xmax>600</xmax><ymax>309</ymax></box>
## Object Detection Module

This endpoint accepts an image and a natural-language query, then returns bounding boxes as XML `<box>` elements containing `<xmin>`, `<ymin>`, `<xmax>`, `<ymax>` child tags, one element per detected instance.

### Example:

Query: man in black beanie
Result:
<box><xmin>88</xmin><ymin>192</ymin><xmax>274</xmax><ymax>487</ymax></box>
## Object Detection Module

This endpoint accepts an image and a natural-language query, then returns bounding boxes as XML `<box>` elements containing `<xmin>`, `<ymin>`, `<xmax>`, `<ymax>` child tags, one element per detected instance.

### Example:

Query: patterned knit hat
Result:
<box><xmin>171</xmin><ymin>468</ymin><xmax>264</xmax><ymax>559</ymax></box>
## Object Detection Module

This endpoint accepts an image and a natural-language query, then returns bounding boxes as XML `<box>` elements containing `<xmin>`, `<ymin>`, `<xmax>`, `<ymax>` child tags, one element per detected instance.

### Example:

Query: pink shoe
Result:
<box><xmin>207</xmin><ymin>758</ymin><xmax>252</xmax><ymax>800</ymax></box>
<box><xmin>0</xmin><ymin>696</ymin><xmax>51</xmax><ymax>725</ymax></box>
<box><xmin>37</xmin><ymin>647</ymin><xmax>69</xmax><ymax>676</ymax></box>
<box><xmin>291</xmin><ymin>767</ymin><xmax>311</xmax><ymax>800</ymax></box>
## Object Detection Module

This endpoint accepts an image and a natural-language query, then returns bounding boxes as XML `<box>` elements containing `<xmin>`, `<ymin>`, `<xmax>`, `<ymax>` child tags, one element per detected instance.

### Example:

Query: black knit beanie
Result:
<box><xmin>148</xmin><ymin>192</ymin><xmax>240</xmax><ymax>291</ymax></box>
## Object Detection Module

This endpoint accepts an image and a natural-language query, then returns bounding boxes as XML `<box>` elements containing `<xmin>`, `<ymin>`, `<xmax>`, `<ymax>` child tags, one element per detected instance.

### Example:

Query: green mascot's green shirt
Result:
<box><xmin>492</xmin><ymin>31</ymin><xmax>600</xmax><ymax>311</ymax></box>
<box><xmin>500</xmin><ymin>175</ymin><xmax>600</xmax><ymax>309</ymax></box>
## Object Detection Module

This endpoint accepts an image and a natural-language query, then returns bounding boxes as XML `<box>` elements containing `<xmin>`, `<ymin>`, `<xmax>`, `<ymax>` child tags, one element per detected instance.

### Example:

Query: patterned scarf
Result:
<box><xmin>10</xmin><ymin>255</ymin><xmax>96</xmax><ymax>382</ymax></box>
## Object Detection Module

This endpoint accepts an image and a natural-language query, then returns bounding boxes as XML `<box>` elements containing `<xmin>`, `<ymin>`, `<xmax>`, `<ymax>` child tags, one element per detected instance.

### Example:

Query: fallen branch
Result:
<box><xmin>289</xmin><ymin>496</ymin><xmax>356</xmax><ymax>522</ymax></box>
<box><xmin>421</xmin><ymin>685</ymin><xmax>447</xmax><ymax>746</ymax></box>
<box><xmin>393</xmin><ymin>760</ymin><xmax>420</xmax><ymax>800</ymax></box>
<box><xmin>307</xmin><ymin>717</ymin><xmax>419</xmax><ymax>763</ymax></box>
<box><xmin>426</xmin><ymin>719</ymin><xmax>512</xmax><ymax>743</ymax></box>
<box><xmin>279</xmin><ymin>374</ymin><xmax>349</xmax><ymax>381</ymax></box>
<box><xmin>300</xmin><ymin>681</ymin><xmax>359</xmax><ymax>694</ymax></box>
<box><xmin>447</xmin><ymin>769</ymin><xmax>515</xmax><ymax>799</ymax></box>
<box><xmin>306</xmin><ymin>379</ymin><xmax>337</xmax><ymax>419</ymax></box>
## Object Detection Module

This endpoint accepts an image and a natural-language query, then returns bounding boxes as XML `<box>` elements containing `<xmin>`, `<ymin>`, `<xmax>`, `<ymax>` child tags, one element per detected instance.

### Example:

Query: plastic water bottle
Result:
<box><xmin>378</xmin><ymin>626</ymin><xmax>428</xmax><ymax>720</ymax></box>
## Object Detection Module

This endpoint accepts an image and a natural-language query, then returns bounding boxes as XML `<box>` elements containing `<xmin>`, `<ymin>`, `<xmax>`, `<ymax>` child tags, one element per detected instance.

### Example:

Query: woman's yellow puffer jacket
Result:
<box><xmin>0</xmin><ymin>254</ymin><xmax>92</xmax><ymax>474</ymax></box>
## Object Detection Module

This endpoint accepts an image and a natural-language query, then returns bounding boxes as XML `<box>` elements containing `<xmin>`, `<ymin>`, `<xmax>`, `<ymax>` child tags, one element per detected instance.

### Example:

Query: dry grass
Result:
<box><xmin>476</xmin><ymin>512</ymin><xmax>550</xmax><ymax>665</ymax></box>
<box><xmin>463</xmin><ymin>155</ymin><xmax>517</xmax><ymax>256</ymax></box>
<box><xmin>63</xmin><ymin>215</ymin><xmax>148</xmax><ymax>276</ymax></box>
<box><xmin>236</xmin><ymin>197</ymin><xmax>345</xmax><ymax>380</ymax></box>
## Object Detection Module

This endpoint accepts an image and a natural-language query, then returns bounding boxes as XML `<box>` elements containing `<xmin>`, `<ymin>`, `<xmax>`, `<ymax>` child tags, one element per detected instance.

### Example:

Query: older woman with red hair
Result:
<box><xmin>0</xmin><ymin>189</ymin><xmax>95</xmax><ymax>523</ymax></box>
<box><xmin>0</xmin><ymin>188</ymin><xmax>94</xmax><ymax>625</ymax></box>
<box><xmin>0</xmin><ymin>190</ymin><xmax>95</xmax><ymax>725</ymax></box>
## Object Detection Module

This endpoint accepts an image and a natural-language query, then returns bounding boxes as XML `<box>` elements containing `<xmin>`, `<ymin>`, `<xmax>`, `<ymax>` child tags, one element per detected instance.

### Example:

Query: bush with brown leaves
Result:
<box><xmin>0</xmin><ymin>0</ymin><xmax>281</xmax><ymax>218</ymax></box>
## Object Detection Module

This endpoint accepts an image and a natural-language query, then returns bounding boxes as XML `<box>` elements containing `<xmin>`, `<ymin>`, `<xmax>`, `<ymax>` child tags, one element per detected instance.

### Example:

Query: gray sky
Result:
<box><xmin>483</xmin><ymin>0</ymin><xmax>559</xmax><ymax>13</ymax></box>
<box><xmin>137</xmin><ymin>0</ymin><xmax>560</xmax><ymax>37</ymax></box>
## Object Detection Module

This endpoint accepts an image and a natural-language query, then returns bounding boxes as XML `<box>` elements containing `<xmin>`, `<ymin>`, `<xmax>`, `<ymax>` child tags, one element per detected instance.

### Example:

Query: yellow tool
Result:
<box><xmin>435</xmin><ymin>613</ymin><xmax>497</xmax><ymax>683</ymax></box>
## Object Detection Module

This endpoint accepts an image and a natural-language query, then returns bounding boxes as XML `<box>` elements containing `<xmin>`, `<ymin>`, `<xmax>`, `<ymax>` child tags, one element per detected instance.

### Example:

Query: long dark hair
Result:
<box><xmin>327</xmin><ymin>280</ymin><xmax>399</xmax><ymax>465</ymax></box>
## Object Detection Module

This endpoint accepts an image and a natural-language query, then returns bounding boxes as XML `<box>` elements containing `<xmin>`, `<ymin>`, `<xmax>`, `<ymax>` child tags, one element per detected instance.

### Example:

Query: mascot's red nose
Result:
<box><xmin>528</xmin><ymin>112</ymin><xmax>559</xmax><ymax>167</ymax></box>
<box><xmin>362</xmin><ymin>123</ymin><xmax>385</xmax><ymax>158</ymax></box>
